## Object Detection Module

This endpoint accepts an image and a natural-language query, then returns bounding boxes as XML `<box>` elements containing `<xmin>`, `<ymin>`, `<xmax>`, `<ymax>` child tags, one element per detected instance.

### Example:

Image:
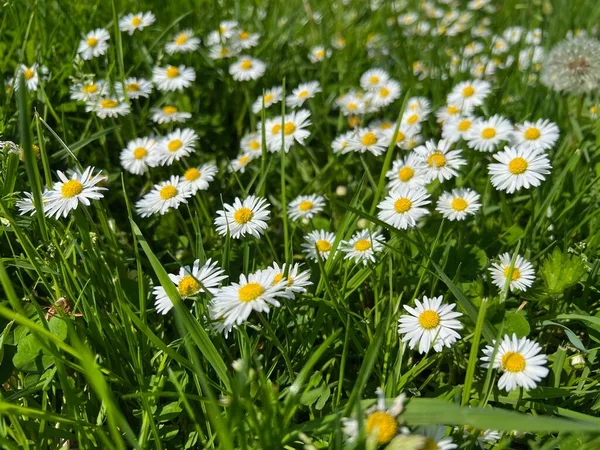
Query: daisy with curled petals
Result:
<box><xmin>489</xmin><ymin>252</ymin><xmax>535</xmax><ymax>292</ymax></box>
<box><xmin>398</xmin><ymin>295</ymin><xmax>463</xmax><ymax>353</ymax></box>
<box><xmin>119</xmin><ymin>11</ymin><xmax>155</xmax><ymax>35</ymax></box>
<box><xmin>377</xmin><ymin>186</ymin><xmax>431</xmax><ymax>230</ymax></box>
<box><xmin>267</xmin><ymin>262</ymin><xmax>313</xmax><ymax>299</ymax></box>
<box><xmin>414</xmin><ymin>139</ymin><xmax>467</xmax><ymax>182</ymax></box>
<box><xmin>214</xmin><ymin>195</ymin><xmax>270</xmax><ymax>239</ymax></box>
<box><xmin>251</xmin><ymin>85</ymin><xmax>283</xmax><ymax>114</ymax></box>
<box><xmin>136</xmin><ymin>176</ymin><xmax>191</xmax><ymax>218</ymax></box>
<box><xmin>151</xmin><ymin>105</ymin><xmax>191</xmax><ymax>124</ymax></box>
<box><xmin>288</xmin><ymin>194</ymin><xmax>325</xmax><ymax>222</ymax></box>
<box><xmin>342</xmin><ymin>388</ymin><xmax>406</xmax><ymax>446</ymax></box>
<box><xmin>286</xmin><ymin>81</ymin><xmax>321</xmax><ymax>108</ymax></box>
<box><xmin>181</xmin><ymin>163</ymin><xmax>218</xmax><ymax>194</ymax></box>
<box><xmin>70</xmin><ymin>79</ymin><xmax>106</xmax><ymax>102</ymax></box>
<box><xmin>511</xmin><ymin>119</ymin><xmax>560</xmax><ymax>151</ymax></box>
<box><xmin>86</xmin><ymin>97</ymin><xmax>131</xmax><ymax>119</ymax></box>
<box><xmin>414</xmin><ymin>426</ymin><xmax>458</xmax><ymax>450</ymax></box>
<box><xmin>488</xmin><ymin>146</ymin><xmax>551</xmax><ymax>193</ymax></box>
<box><xmin>263</xmin><ymin>109</ymin><xmax>311</xmax><ymax>152</ymax></box>
<box><xmin>442</xmin><ymin>116</ymin><xmax>474</xmax><ymax>143</ymax></box>
<box><xmin>153</xmin><ymin>258</ymin><xmax>227</xmax><ymax>315</ymax></box>
<box><xmin>229</xmin><ymin>56</ymin><xmax>266</xmax><ymax>81</ymax></box>
<box><xmin>301</xmin><ymin>230</ymin><xmax>337</xmax><ymax>262</ymax></box>
<box><xmin>436</xmin><ymin>188</ymin><xmax>481</xmax><ymax>221</ymax></box>
<box><xmin>44</xmin><ymin>167</ymin><xmax>106</xmax><ymax>219</ymax></box>
<box><xmin>465</xmin><ymin>115</ymin><xmax>513</xmax><ymax>152</ymax></box>
<box><xmin>152</xmin><ymin>65</ymin><xmax>196</xmax><ymax>91</ymax></box>
<box><xmin>209</xmin><ymin>269</ymin><xmax>288</xmax><ymax>327</ymax></box>
<box><xmin>165</xmin><ymin>30</ymin><xmax>200</xmax><ymax>54</ymax></box>
<box><xmin>339</xmin><ymin>229</ymin><xmax>386</xmax><ymax>265</ymax></box>
<box><xmin>447</xmin><ymin>79</ymin><xmax>491</xmax><ymax>110</ymax></box>
<box><xmin>371</xmin><ymin>79</ymin><xmax>402</xmax><ymax>109</ymax></box>
<box><xmin>78</xmin><ymin>29</ymin><xmax>110</xmax><ymax>60</ymax></box>
<box><xmin>308</xmin><ymin>46</ymin><xmax>331</xmax><ymax>63</ymax></box>
<box><xmin>152</xmin><ymin>128</ymin><xmax>198</xmax><ymax>166</ymax></box>
<box><xmin>115</xmin><ymin>77</ymin><xmax>152</xmax><ymax>100</ymax></box>
<box><xmin>120</xmin><ymin>137</ymin><xmax>157</xmax><ymax>175</ymax></box>
<box><xmin>360</xmin><ymin>68</ymin><xmax>390</xmax><ymax>91</ymax></box>
<box><xmin>481</xmin><ymin>334</ymin><xmax>549</xmax><ymax>392</ymax></box>
<box><xmin>386</xmin><ymin>154</ymin><xmax>428</xmax><ymax>191</ymax></box>
<box><xmin>346</xmin><ymin>128</ymin><xmax>390</xmax><ymax>156</ymax></box>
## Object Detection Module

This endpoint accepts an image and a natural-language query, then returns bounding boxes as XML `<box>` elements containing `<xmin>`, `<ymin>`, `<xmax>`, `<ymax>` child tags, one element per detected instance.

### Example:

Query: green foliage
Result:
<box><xmin>541</xmin><ymin>247</ymin><xmax>588</xmax><ymax>296</ymax></box>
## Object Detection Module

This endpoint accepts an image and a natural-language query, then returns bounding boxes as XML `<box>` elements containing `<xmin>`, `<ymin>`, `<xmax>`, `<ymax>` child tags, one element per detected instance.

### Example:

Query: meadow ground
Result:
<box><xmin>1</xmin><ymin>0</ymin><xmax>600</xmax><ymax>448</ymax></box>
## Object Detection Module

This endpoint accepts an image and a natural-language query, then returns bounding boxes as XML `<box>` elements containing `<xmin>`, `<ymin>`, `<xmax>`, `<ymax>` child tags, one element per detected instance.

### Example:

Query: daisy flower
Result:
<box><xmin>267</xmin><ymin>262</ymin><xmax>312</xmax><ymax>299</ymax></box>
<box><xmin>391</xmin><ymin>123</ymin><xmax>422</xmax><ymax>150</ymax></box>
<box><xmin>215</xmin><ymin>20</ymin><xmax>238</xmax><ymax>40</ymax></box>
<box><xmin>70</xmin><ymin>79</ymin><xmax>107</xmax><ymax>102</ymax></box>
<box><xmin>336</xmin><ymin>91</ymin><xmax>368</xmax><ymax>116</ymax></box>
<box><xmin>120</xmin><ymin>137</ymin><xmax>157</xmax><ymax>175</ymax></box>
<box><xmin>436</xmin><ymin>188</ymin><xmax>481</xmax><ymax>221</ymax></box>
<box><xmin>489</xmin><ymin>252</ymin><xmax>535</xmax><ymax>292</ymax></box>
<box><xmin>209</xmin><ymin>44</ymin><xmax>235</xmax><ymax>60</ymax></box>
<box><xmin>78</xmin><ymin>28</ymin><xmax>110</xmax><ymax>60</ymax></box>
<box><xmin>360</xmin><ymin>68</ymin><xmax>390</xmax><ymax>91</ymax></box>
<box><xmin>151</xmin><ymin>105</ymin><xmax>191</xmax><ymax>124</ymax></box>
<box><xmin>346</xmin><ymin>128</ymin><xmax>390</xmax><ymax>156</ymax></box>
<box><xmin>377</xmin><ymin>186</ymin><xmax>431</xmax><ymax>230</ymax></box>
<box><xmin>405</xmin><ymin>96</ymin><xmax>432</xmax><ymax>116</ymax></box>
<box><xmin>288</xmin><ymin>194</ymin><xmax>325</xmax><ymax>222</ymax></box>
<box><xmin>229</xmin><ymin>56</ymin><xmax>266</xmax><ymax>81</ymax></box>
<box><xmin>214</xmin><ymin>195</ymin><xmax>270</xmax><ymax>239</ymax></box>
<box><xmin>488</xmin><ymin>146</ymin><xmax>551</xmax><ymax>193</ymax></box>
<box><xmin>286</xmin><ymin>81</ymin><xmax>321</xmax><ymax>108</ymax></box>
<box><xmin>209</xmin><ymin>270</ymin><xmax>288</xmax><ymax>327</ymax></box>
<box><xmin>16</xmin><ymin>64</ymin><xmax>40</xmax><ymax>91</ymax></box>
<box><xmin>135</xmin><ymin>176</ymin><xmax>191</xmax><ymax>218</ymax></box>
<box><xmin>442</xmin><ymin>116</ymin><xmax>475</xmax><ymax>143</ymax></box>
<box><xmin>16</xmin><ymin>191</ymin><xmax>48</xmax><ymax>216</ymax></box>
<box><xmin>115</xmin><ymin>77</ymin><xmax>152</xmax><ymax>99</ymax></box>
<box><xmin>263</xmin><ymin>109</ymin><xmax>311</xmax><ymax>152</ymax></box>
<box><xmin>44</xmin><ymin>167</ymin><xmax>107</xmax><ymax>219</ymax></box>
<box><xmin>339</xmin><ymin>229</ymin><xmax>386</xmax><ymax>265</ymax></box>
<box><xmin>371</xmin><ymin>79</ymin><xmax>402</xmax><ymax>109</ymax></box>
<box><xmin>152</xmin><ymin>65</ymin><xmax>196</xmax><ymax>91</ymax></box>
<box><xmin>119</xmin><ymin>11</ymin><xmax>155</xmax><ymax>35</ymax></box>
<box><xmin>465</xmin><ymin>115</ymin><xmax>513</xmax><ymax>152</ymax></box>
<box><xmin>229</xmin><ymin>153</ymin><xmax>253</xmax><ymax>173</ymax></box>
<box><xmin>165</xmin><ymin>29</ymin><xmax>201</xmax><ymax>54</ymax></box>
<box><xmin>414</xmin><ymin>139</ymin><xmax>467</xmax><ymax>182</ymax></box>
<box><xmin>332</xmin><ymin>131</ymin><xmax>354</xmax><ymax>154</ymax></box>
<box><xmin>180</xmin><ymin>163</ymin><xmax>218</xmax><ymax>194</ymax></box>
<box><xmin>308</xmin><ymin>46</ymin><xmax>331</xmax><ymax>63</ymax></box>
<box><xmin>398</xmin><ymin>295</ymin><xmax>463</xmax><ymax>353</ymax></box>
<box><xmin>240</xmin><ymin>132</ymin><xmax>263</xmax><ymax>156</ymax></box>
<box><xmin>301</xmin><ymin>230</ymin><xmax>337</xmax><ymax>262</ymax></box>
<box><xmin>231</xmin><ymin>29</ymin><xmax>260</xmax><ymax>51</ymax></box>
<box><xmin>386</xmin><ymin>154</ymin><xmax>428</xmax><ymax>191</ymax></box>
<box><xmin>251</xmin><ymin>85</ymin><xmax>283</xmax><ymax>114</ymax></box>
<box><xmin>414</xmin><ymin>426</ymin><xmax>458</xmax><ymax>450</ymax></box>
<box><xmin>511</xmin><ymin>119</ymin><xmax>560</xmax><ymax>151</ymax></box>
<box><xmin>153</xmin><ymin>258</ymin><xmax>227</xmax><ymax>315</ymax></box>
<box><xmin>481</xmin><ymin>334</ymin><xmax>549</xmax><ymax>391</ymax></box>
<box><xmin>152</xmin><ymin>128</ymin><xmax>198</xmax><ymax>166</ymax></box>
<box><xmin>86</xmin><ymin>97</ymin><xmax>131</xmax><ymax>119</ymax></box>
<box><xmin>447</xmin><ymin>80</ymin><xmax>491</xmax><ymax>110</ymax></box>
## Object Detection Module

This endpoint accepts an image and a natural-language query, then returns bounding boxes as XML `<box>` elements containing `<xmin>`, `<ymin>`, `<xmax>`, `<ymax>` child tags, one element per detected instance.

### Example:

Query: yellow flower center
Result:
<box><xmin>61</xmin><ymin>180</ymin><xmax>83</xmax><ymax>198</ymax></box>
<box><xmin>420</xmin><ymin>438</ymin><xmax>439</xmax><ymax>450</ymax></box>
<box><xmin>315</xmin><ymin>49</ymin><xmax>325</xmax><ymax>58</ymax></box>
<box><xmin>380</xmin><ymin>122</ymin><xmax>393</xmax><ymax>130</ymax></box>
<box><xmin>501</xmin><ymin>351</ymin><xmax>526</xmax><ymax>372</ymax></box>
<box><xmin>379</xmin><ymin>87</ymin><xmax>390</xmax><ymax>97</ymax></box>
<box><xmin>167</xmin><ymin>139</ymin><xmax>183</xmax><ymax>152</ymax></box>
<box><xmin>447</xmin><ymin>105</ymin><xmax>459</xmax><ymax>115</ymax></box>
<box><xmin>239</xmin><ymin>155</ymin><xmax>249</xmax><ymax>165</ymax></box>
<box><xmin>503</xmin><ymin>266</ymin><xmax>521</xmax><ymax>280</ymax></box>
<box><xmin>175</xmin><ymin>34</ymin><xmax>188</xmax><ymax>45</ymax></box>
<box><xmin>131</xmin><ymin>16</ymin><xmax>142</xmax><ymax>26</ymax></box>
<box><xmin>101</xmin><ymin>99</ymin><xmax>118</xmax><ymax>109</ymax></box>
<box><xmin>347</xmin><ymin>103</ymin><xmax>358</xmax><ymax>111</ymax></box>
<box><xmin>508</xmin><ymin>157</ymin><xmax>528</xmax><ymax>174</ymax></box>
<box><xmin>82</xmin><ymin>84</ymin><xmax>98</xmax><ymax>94</ymax></box>
<box><xmin>238</xmin><ymin>282</ymin><xmax>264</xmax><ymax>302</ymax></box>
<box><xmin>451</xmin><ymin>197</ymin><xmax>468</xmax><ymax>211</ymax></box>
<box><xmin>263</xmin><ymin>93</ymin><xmax>274</xmax><ymax>103</ymax></box>
<box><xmin>394</xmin><ymin>198</ymin><xmax>412</xmax><ymax>213</ymax></box>
<box><xmin>133</xmin><ymin>147</ymin><xmax>147</xmax><ymax>159</ymax></box>
<box><xmin>273</xmin><ymin>273</ymin><xmax>284</xmax><ymax>284</ymax></box>
<box><xmin>159</xmin><ymin>185</ymin><xmax>178</xmax><ymax>200</ymax></box>
<box><xmin>365</xmin><ymin>411</ymin><xmax>398</xmax><ymax>445</ymax></box>
<box><xmin>272</xmin><ymin>124</ymin><xmax>282</xmax><ymax>135</ymax></box>
<box><xmin>163</xmin><ymin>106</ymin><xmax>178</xmax><ymax>115</ymax></box>
<box><xmin>398</xmin><ymin>167</ymin><xmax>414</xmax><ymax>182</ymax></box>
<box><xmin>249</xmin><ymin>140</ymin><xmax>261</xmax><ymax>150</ymax></box>
<box><xmin>590</xmin><ymin>106</ymin><xmax>598</xmax><ymax>114</ymax></box>
<box><xmin>24</xmin><ymin>69</ymin><xmax>35</xmax><ymax>80</ymax></box>
<box><xmin>427</xmin><ymin>152</ymin><xmax>446</xmax><ymax>168</ymax></box>
<box><xmin>166</xmin><ymin>66</ymin><xmax>180</xmax><ymax>78</ymax></box>
<box><xmin>370</xmin><ymin>75</ymin><xmax>380</xmax><ymax>84</ymax></box>
<box><xmin>407</xmin><ymin>114</ymin><xmax>419</xmax><ymax>125</ymax></box>
<box><xmin>298</xmin><ymin>90</ymin><xmax>309</xmax><ymax>98</ymax></box>
<box><xmin>361</xmin><ymin>132</ymin><xmax>378</xmax><ymax>146</ymax></box>
<box><xmin>316</xmin><ymin>240</ymin><xmax>331</xmax><ymax>252</ymax></box>
<box><xmin>184</xmin><ymin>167</ymin><xmax>200</xmax><ymax>181</ymax></box>
<box><xmin>233</xmin><ymin>207</ymin><xmax>253</xmax><ymax>224</ymax></box>
<box><xmin>396</xmin><ymin>131</ymin><xmax>406</xmax><ymax>143</ymax></box>
<box><xmin>284</xmin><ymin>122</ymin><xmax>296</xmax><ymax>135</ymax></box>
<box><xmin>481</xmin><ymin>127</ymin><xmax>496</xmax><ymax>139</ymax></box>
<box><xmin>298</xmin><ymin>200</ymin><xmax>313</xmax><ymax>212</ymax></box>
<box><xmin>239</xmin><ymin>31</ymin><xmax>250</xmax><ymax>40</ymax></box>
<box><xmin>87</xmin><ymin>37</ymin><xmax>98</xmax><ymax>47</ymax></box>
<box><xmin>178</xmin><ymin>275</ymin><xmax>200</xmax><ymax>297</ymax></box>
<box><xmin>241</xmin><ymin>60</ymin><xmax>253</xmax><ymax>70</ymax></box>
<box><xmin>524</xmin><ymin>127</ymin><xmax>540</xmax><ymax>140</ymax></box>
<box><xmin>418</xmin><ymin>310</ymin><xmax>440</xmax><ymax>329</ymax></box>
<box><xmin>457</xmin><ymin>119</ymin><xmax>472</xmax><ymax>131</ymax></box>
<box><xmin>127</xmin><ymin>82</ymin><xmax>140</xmax><ymax>92</ymax></box>
<box><xmin>354</xmin><ymin>239</ymin><xmax>371</xmax><ymax>251</ymax></box>
<box><xmin>219</xmin><ymin>47</ymin><xmax>230</xmax><ymax>56</ymax></box>
<box><xmin>462</xmin><ymin>85</ymin><xmax>475</xmax><ymax>97</ymax></box>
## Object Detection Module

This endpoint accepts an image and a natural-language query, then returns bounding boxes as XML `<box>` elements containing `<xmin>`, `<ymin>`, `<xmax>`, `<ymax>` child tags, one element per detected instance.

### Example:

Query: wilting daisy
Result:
<box><xmin>511</xmin><ymin>119</ymin><xmax>560</xmax><ymax>151</ymax></box>
<box><xmin>214</xmin><ymin>195</ymin><xmax>270</xmax><ymax>239</ymax></box>
<box><xmin>360</xmin><ymin>68</ymin><xmax>390</xmax><ymax>91</ymax></box>
<box><xmin>152</xmin><ymin>65</ymin><xmax>196</xmax><ymax>91</ymax></box>
<box><xmin>371</xmin><ymin>79</ymin><xmax>402</xmax><ymax>109</ymax></box>
<box><xmin>301</xmin><ymin>230</ymin><xmax>337</xmax><ymax>262</ymax></box>
<box><xmin>447</xmin><ymin>80</ymin><xmax>491</xmax><ymax>110</ymax></box>
<box><xmin>166</xmin><ymin>29</ymin><xmax>201</xmax><ymax>54</ymax></box>
<box><xmin>119</xmin><ymin>11</ymin><xmax>155</xmax><ymax>34</ymax></box>
<box><xmin>342</xmin><ymin>388</ymin><xmax>406</xmax><ymax>446</ymax></box>
<box><xmin>414</xmin><ymin>426</ymin><xmax>458</xmax><ymax>450</ymax></box>
<box><xmin>44</xmin><ymin>167</ymin><xmax>107</xmax><ymax>219</ymax></box>
<box><xmin>267</xmin><ymin>262</ymin><xmax>312</xmax><ymax>299</ymax></box>
<box><xmin>120</xmin><ymin>137</ymin><xmax>157</xmax><ymax>175</ymax></box>
<box><xmin>339</xmin><ymin>229</ymin><xmax>386</xmax><ymax>265</ymax></box>
<box><xmin>70</xmin><ymin>79</ymin><xmax>107</xmax><ymax>102</ymax></box>
<box><xmin>151</xmin><ymin>105</ymin><xmax>191</xmax><ymax>124</ymax></box>
<box><xmin>346</xmin><ymin>128</ymin><xmax>390</xmax><ymax>156</ymax></box>
<box><xmin>16</xmin><ymin>64</ymin><xmax>40</xmax><ymax>91</ymax></box>
<box><xmin>251</xmin><ymin>85</ymin><xmax>283</xmax><ymax>114</ymax></box>
<box><xmin>436</xmin><ymin>188</ymin><xmax>481</xmax><ymax>221</ymax></box>
<box><xmin>286</xmin><ymin>81</ymin><xmax>321</xmax><ymax>108</ymax></box>
<box><xmin>308</xmin><ymin>46</ymin><xmax>331</xmax><ymax>63</ymax></box>
<box><xmin>377</xmin><ymin>186</ymin><xmax>431</xmax><ymax>230</ymax></box>
<box><xmin>152</xmin><ymin>128</ymin><xmax>198</xmax><ymax>166</ymax></box>
<box><xmin>488</xmin><ymin>146</ymin><xmax>551</xmax><ymax>193</ymax></box>
<box><xmin>77</xmin><ymin>28</ymin><xmax>110</xmax><ymax>60</ymax></box>
<box><xmin>115</xmin><ymin>77</ymin><xmax>152</xmax><ymax>100</ymax></box>
<box><xmin>442</xmin><ymin>116</ymin><xmax>475</xmax><ymax>143</ymax></box>
<box><xmin>86</xmin><ymin>97</ymin><xmax>131</xmax><ymax>119</ymax></box>
<box><xmin>209</xmin><ymin>270</ymin><xmax>288</xmax><ymax>327</ymax></box>
<box><xmin>180</xmin><ymin>163</ymin><xmax>218</xmax><ymax>194</ymax></box>
<box><xmin>466</xmin><ymin>115</ymin><xmax>513</xmax><ymax>152</ymax></box>
<box><xmin>263</xmin><ymin>109</ymin><xmax>311</xmax><ymax>152</ymax></box>
<box><xmin>414</xmin><ymin>139</ymin><xmax>467</xmax><ymax>182</ymax></box>
<box><xmin>153</xmin><ymin>258</ymin><xmax>227</xmax><ymax>315</ymax></box>
<box><xmin>481</xmin><ymin>334</ymin><xmax>549</xmax><ymax>392</ymax></box>
<box><xmin>229</xmin><ymin>56</ymin><xmax>266</xmax><ymax>81</ymax></box>
<box><xmin>386</xmin><ymin>154</ymin><xmax>428</xmax><ymax>191</ymax></box>
<box><xmin>489</xmin><ymin>252</ymin><xmax>535</xmax><ymax>292</ymax></box>
<box><xmin>288</xmin><ymin>194</ymin><xmax>325</xmax><ymax>221</ymax></box>
<box><xmin>136</xmin><ymin>176</ymin><xmax>191</xmax><ymax>218</ymax></box>
<box><xmin>398</xmin><ymin>295</ymin><xmax>463</xmax><ymax>353</ymax></box>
